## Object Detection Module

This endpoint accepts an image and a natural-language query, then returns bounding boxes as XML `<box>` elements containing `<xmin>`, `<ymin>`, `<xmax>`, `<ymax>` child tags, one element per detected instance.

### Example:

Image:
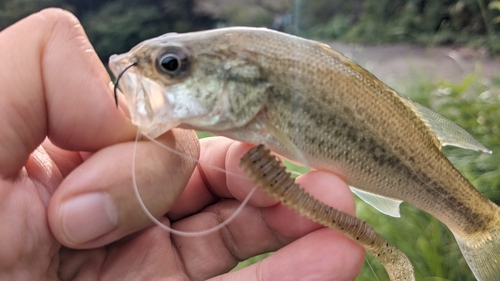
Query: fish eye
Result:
<box><xmin>156</xmin><ymin>49</ymin><xmax>190</xmax><ymax>77</ymax></box>
<box><xmin>161</xmin><ymin>55</ymin><xmax>179</xmax><ymax>72</ymax></box>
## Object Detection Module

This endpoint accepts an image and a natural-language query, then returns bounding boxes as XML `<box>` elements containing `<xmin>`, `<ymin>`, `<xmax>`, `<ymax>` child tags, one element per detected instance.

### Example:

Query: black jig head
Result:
<box><xmin>113</xmin><ymin>62</ymin><xmax>137</xmax><ymax>107</ymax></box>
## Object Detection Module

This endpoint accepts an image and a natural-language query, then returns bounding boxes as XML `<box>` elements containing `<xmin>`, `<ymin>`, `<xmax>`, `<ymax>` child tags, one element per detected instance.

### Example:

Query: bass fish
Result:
<box><xmin>109</xmin><ymin>27</ymin><xmax>498</xmax><ymax>281</ymax></box>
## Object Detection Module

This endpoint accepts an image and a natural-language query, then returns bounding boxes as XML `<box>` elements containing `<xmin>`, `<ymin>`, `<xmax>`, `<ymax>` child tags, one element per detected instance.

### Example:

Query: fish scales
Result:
<box><xmin>214</xmin><ymin>29</ymin><xmax>497</xmax><ymax>236</ymax></box>
<box><xmin>109</xmin><ymin>27</ymin><xmax>500</xmax><ymax>281</ymax></box>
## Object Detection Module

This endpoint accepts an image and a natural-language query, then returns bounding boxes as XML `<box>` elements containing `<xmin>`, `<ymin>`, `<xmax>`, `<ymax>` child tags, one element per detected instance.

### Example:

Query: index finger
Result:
<box><xmin>0</xmin><ymin>8</ymin><xmax>136</xmax><ymax>178</ymax></box>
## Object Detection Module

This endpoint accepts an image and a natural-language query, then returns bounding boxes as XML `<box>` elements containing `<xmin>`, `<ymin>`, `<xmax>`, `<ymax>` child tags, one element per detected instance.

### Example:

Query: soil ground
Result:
<box><xmin>326</xmin><ymin>41</ymin><xmax>500</xmax><ymax>92</ymax></box>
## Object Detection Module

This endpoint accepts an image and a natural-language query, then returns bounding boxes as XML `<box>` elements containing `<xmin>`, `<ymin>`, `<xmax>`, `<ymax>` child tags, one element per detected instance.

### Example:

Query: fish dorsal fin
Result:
<box><xmin>404</xmin><ymin>98</ymin><xmax>492</xmax><ymax>154</ymax></box>
<box><xmin>313</xmin><ymin>40</ymin><xmax>491</xmax><ymax>154</ymax></box>
<box><xmin>312</xmin><ymin>41</ymin><xmax>383</xmax><ymax>86</ymax></box>
<box><xmin>350</xmin><ymin>186</ymin><xmax>402</xmax><ymax>218</ymax></box>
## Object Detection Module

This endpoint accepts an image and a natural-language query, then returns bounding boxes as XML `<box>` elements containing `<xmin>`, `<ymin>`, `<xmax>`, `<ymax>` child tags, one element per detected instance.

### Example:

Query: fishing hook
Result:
<box><xmin>113</xmin><ymin>62</ymin><xmax>137</xmax><ymax>107</ymax></box>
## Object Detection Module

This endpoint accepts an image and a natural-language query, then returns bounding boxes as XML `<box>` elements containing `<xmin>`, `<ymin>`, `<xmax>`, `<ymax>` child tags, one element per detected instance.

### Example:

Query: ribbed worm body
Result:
<box><xmin>240</xmin><ymin>144</ymin><xmax>415</xmax><ymax>281</ymax></box>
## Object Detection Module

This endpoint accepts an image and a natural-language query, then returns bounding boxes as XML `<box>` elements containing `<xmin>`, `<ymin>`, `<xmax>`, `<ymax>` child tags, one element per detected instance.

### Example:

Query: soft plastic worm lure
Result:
<box><xmin>239</xmin><ymin>144</ymin><xmax>415</xmax><ymax>281</ymax></box>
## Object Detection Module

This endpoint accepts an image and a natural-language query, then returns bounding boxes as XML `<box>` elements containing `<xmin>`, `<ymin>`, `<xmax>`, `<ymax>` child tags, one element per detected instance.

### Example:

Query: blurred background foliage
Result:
<box><xmin>2</xmin><ymin>0</ymin><xmax>500</xmax><ymax>59</ymax></box>
<box><xmin>1</xmin><ymin>0</ymin><xmax>499</xmax><ymax>280</ymax></box>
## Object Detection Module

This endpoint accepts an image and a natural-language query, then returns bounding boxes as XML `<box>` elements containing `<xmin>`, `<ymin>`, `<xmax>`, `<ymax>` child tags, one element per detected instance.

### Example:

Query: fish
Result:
<box><xmin>108</xmin><ymin>26</ymin><xmax>499</xmax><ymax>281</ymax></box>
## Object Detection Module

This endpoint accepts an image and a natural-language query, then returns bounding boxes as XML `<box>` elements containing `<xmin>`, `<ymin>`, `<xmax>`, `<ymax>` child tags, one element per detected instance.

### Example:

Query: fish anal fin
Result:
<box><xmin>350</xmin><ymin>186</ymin><xmax>402</xmax><ymax>218</ymax></box>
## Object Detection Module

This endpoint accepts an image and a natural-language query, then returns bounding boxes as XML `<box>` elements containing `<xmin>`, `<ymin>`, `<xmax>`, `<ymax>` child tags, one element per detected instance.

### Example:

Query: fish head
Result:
<box><xmin>109</xmin><ymin>28</ymin><xmax>270</xmax><ymax>138</ymax></box>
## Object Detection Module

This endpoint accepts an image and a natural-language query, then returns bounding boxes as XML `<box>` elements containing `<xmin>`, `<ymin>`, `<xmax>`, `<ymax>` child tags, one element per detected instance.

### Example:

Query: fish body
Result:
<box><xmin>109</xmin><ymin>27</ymin><xmax>500</xmax><ymax>280</ymax></box>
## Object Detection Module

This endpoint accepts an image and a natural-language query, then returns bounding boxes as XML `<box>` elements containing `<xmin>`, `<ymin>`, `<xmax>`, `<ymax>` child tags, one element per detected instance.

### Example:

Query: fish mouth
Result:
<box><xmin>109</xmin><ymin>53</ymin><xmax>180</xmax><ymax>138</ymax></box>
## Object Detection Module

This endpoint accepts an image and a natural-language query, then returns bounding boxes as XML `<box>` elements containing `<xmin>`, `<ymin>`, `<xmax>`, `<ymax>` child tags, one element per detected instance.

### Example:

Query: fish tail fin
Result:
<box><xmin>454</xmin><ymin>214</ymin><xmax>500</xmax><ymax>281</ymax></box>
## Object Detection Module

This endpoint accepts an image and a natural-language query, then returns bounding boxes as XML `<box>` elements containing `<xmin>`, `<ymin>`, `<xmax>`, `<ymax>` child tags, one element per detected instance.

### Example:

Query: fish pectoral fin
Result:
<box><xmin>350</xmin><ymin>186</ymin><xmax>402</xmax><ymax>218</ymax></box>
<box><xmin>257</xmin><ymin>115</ymin><xmax>310</xmax><ymax>169</ymax></box>
<box><xmin>406</xmin><ymin>99</ymin><xmax>492</xmax><ymax>154</ymax></box>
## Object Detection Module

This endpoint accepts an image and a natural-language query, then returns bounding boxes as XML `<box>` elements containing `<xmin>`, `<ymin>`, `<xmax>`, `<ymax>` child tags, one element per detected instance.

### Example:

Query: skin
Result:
<box><xmin>0</xmin><ymin>8</ymin><xmax>364</xmax><ymax>281</ymax></box>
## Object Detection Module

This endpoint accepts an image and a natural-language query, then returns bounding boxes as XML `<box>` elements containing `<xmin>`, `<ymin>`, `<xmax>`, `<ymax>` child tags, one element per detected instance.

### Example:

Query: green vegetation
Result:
<box><xmin>301</xmin><ymin>0</ymin><xmax>500</xmax><ymax>54</ymax></box>
<box><xmin>0</xmin><ymin>0</ymin><xmax>217</xmax><ymax>62</ymax></box>
<box><xmin>2</xmin><ymin>0</ymin><xmax>500</xmax><ymax>56</ymax></box>
<box><xmin>80</xmin><ymin>0</ymin><xmax>215</xmax><ymax>62</ymax></box>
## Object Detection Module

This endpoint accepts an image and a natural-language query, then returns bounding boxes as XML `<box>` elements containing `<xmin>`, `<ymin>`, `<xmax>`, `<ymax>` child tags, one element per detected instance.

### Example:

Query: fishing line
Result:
<box><xmin>142</xmin><ymin>133</ymin><xmax>254</xmax><ymax>179</ymax></box>
<box><xmin>132</xmin><ymin>129</ymin><xmax>258</xmax><ymax>237</ymax></box>
<box><xmin>365</xmin><ymin>257</ymin><xmax>380</xmax><ymax>281</ymax></box>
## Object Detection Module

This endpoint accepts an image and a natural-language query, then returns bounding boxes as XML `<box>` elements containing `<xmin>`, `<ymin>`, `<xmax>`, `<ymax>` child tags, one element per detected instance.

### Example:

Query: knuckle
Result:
<box><xmin>35</xmin><ymin>8</ymin><xmax>83</xmax><ymax>43</ymax></box>
<box><xmin>36</xmin><ymin>8</ymin><xmax>80</xmax><ymax>30</ymax></box>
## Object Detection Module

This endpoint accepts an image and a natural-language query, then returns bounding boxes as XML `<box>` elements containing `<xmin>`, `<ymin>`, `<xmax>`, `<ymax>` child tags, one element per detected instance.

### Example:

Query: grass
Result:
<box><xmin>224</xmin><ymin>73</ymin><xmax>500</xmax><ymax>280</ymax></box>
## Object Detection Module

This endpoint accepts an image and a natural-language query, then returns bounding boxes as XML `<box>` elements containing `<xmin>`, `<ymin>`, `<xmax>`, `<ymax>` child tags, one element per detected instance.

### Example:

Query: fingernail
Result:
<box><xmin>61</xmin><ymin>192</ymin><xmax>118</xmax><ymax>244</ymax></box>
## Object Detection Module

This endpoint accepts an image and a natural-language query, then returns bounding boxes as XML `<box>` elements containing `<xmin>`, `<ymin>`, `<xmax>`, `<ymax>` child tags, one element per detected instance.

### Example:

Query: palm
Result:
<box><xmin>0</xmin><ymin>145</ymin><xmax>62</xmax><ymax>279</ymax></box>
<box><xmin>58</xmin><ymin>219</ymin><xmax>183</xmax><ymax>280</ymax></box>
<box><xmin>0</xmin><ymin>138</ymin><xmax>365</xmax><ymax>281</ymax></box>
<box><xmin>0</xmin><ymin>143</ymin><xmax>182</xmax><ymax>280</ymax></box>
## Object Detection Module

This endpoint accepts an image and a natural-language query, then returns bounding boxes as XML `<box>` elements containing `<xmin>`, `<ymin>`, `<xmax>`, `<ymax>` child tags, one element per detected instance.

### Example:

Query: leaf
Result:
<box><xmin>489</xmin><ymin>1</ymin><xmax>500</xmax><ymax>11</ymax></box>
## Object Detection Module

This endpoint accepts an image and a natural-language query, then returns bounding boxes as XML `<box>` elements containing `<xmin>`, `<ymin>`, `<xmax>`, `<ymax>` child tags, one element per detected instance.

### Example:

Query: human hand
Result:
<box><xmin>0</xmin><ymin>8</ymin><xmax>364</xmax><ymax>280</ymax></box>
